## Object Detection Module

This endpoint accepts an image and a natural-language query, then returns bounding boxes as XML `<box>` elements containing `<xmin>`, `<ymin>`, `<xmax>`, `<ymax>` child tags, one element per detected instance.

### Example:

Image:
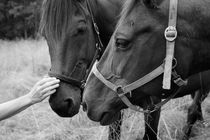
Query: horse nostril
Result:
<box><xmin>81</xmin><ymin>102</ymin><xmax>87</xmax><ymax>112</ymax></box>
<box><xmin>64</xmin><ymin>98</ymin><xmax>74</xmax><ymax>108</ymax></box>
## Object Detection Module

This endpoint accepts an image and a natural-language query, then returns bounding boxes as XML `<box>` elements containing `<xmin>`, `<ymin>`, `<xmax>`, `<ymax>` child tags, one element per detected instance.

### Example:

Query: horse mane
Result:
<box><xmin>39</xmin><ymin>0</ymin><xmax>76</xmax><ymax>41</ymax></box>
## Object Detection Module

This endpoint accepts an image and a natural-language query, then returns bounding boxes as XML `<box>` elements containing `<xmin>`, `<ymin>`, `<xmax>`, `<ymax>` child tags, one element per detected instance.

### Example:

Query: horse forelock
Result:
<box><xmin>39</xmin><ymin>0</ymin><xmax>76</xmax><ymax>41</ymax></box>
<box><xmin>115</xmin><ymin>0</ymin><xmax>138</xmax><ymax>31</ymax></box>
<box><xmin>121</xmin><ymin>0</ymin><xmax>137</xmax><ymax>20</ymax></box>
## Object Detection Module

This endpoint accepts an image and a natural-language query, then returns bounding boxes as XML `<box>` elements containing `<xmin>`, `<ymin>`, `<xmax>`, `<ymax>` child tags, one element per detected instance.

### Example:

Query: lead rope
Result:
<box><xmin>149</xmin><ymin>85</ymin><xmax>185</xmax><ymax>113</ymax></box>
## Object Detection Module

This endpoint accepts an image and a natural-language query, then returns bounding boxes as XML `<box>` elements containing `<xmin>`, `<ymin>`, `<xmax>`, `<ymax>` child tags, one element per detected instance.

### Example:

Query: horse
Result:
<box><xmin>82</xmin><ymin>0</ymin><xmax>210</xmax><ymax>139</ymax></box>
<box><xmin>39</xmin><ymin>0</ymin><xmax>125</xmax><ymax>139</ymax></box>
<box><xmin>39</xmin><ymin>0</ymin><xmax>163</xmax><ymax>139</ymax></box>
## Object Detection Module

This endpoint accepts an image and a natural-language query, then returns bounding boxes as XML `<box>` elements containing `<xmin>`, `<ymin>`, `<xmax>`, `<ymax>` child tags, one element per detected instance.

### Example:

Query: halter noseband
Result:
<box><xmin>48</xmin><ymin>0</ymin><xmax>104</xmax><ymax>91</ymax></box>
<box><xmin>90</xmin><ymin>0</ymin><xmax>188</xmax><ymax>113</ymax></box>
<box><xmin>48</xmin><ymin>71</ymin><xmax>85</xmax><ymax>88</ymax></box>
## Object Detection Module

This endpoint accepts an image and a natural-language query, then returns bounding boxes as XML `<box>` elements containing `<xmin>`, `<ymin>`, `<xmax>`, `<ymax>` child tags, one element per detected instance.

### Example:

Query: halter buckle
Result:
<box><xmin>116</xmin><ymin>85</ymin><xmax>123</xmax><ymax>93</ymax></box>
<box><xmin>116</xmin><ymin>86</ymin><xmax>125</xmax><ymax>96</ymax></box>
<box><xmin>164</xmin><ymin>26</ymin><xmax>177</xmax><ymax>42</ymax></box>
<box><xmin>172</xmin><ymin>70</ymin><xmax>188</xmax><ymax>86</ymax></box>
<box><xmin>174</xmin><ymin>77</ymin><xmax>188</xmax><ymax>86</ymax></box>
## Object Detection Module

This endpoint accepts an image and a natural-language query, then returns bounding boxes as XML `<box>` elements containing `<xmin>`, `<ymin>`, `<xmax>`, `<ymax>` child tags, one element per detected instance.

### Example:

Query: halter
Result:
<box><xmin>49</xmin><ymin>0</ymin><xmax>104</xmax><ymax>90</ymax></box>
<box><xmin>91</xmin><ymin>0</ymin><xmax>188</xmax><ymax>113</ymax></box>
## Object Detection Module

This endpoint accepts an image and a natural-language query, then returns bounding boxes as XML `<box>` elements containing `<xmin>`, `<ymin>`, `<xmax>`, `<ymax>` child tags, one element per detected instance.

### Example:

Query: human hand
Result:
<box><xmin>26</xmin><ymin>77</ymin><xmax>60</xmax><ymax>105</ymax></box>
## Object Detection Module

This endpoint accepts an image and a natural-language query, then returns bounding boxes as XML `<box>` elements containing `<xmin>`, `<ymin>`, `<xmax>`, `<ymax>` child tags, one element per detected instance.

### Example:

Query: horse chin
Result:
<box><xmin>100</xmin><ymin>111</ymin><xmax>121</xmax><ymax>126</ymax></box>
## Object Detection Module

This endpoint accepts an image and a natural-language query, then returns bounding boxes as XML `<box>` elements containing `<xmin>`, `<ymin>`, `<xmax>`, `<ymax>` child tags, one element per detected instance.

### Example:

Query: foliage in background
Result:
<box><xmin>0</xmin><ymin>0</ymin><xmax>42</xmax><ymax>39</ymax></box>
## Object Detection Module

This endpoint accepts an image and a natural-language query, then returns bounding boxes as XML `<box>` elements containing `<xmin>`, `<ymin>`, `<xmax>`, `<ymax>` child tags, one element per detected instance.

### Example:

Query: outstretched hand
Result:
<box><xmin>26</xmin><ymin>77</ymin><xmax>60</xmax><ymax>105</ymax></box>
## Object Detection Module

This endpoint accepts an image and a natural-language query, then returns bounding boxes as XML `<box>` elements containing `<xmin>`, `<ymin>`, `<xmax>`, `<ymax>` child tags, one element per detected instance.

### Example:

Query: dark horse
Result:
<box><xmin>39</xmin><ymin>0</ymin><xmax>125</xmax><ymax>139</ymax></box>
<box><xmin>83</xmin><ymin>0</ymin><xmax>210</xmax><ymax>139</ymax></box>
<box><xmin>40</xmin><ymin>0</ymin><xmax>124</xmax><ymax>118</ymax></box>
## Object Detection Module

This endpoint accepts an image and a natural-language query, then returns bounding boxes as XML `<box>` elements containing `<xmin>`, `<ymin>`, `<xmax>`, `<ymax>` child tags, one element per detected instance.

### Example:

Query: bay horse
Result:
<box><xmin>83</xmin><ymin>0</ymin><xmax>210</xmax><ymax>139</ymax></box>
<box><xmin>39</xmin><ymin>0</ymin><xmax>125</xmax><ymax>139</ymax></box>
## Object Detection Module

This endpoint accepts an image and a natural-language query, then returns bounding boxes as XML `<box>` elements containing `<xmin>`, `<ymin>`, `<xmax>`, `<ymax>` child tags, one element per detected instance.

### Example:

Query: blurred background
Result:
<box><xmin>0</xmin><ymin>0</ymin><xmax>41</xmax><ymax>39</ymax></box>
<box><xmin>0</xmin><ymin>0</ymin><xmax>210</xmax><ymax>140</ymax></box>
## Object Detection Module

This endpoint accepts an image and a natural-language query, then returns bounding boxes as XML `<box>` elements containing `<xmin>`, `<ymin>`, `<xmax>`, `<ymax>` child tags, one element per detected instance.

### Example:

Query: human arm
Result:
<box><xmin>0</xmin><ymin>77</ymin><xmax>60</xmax><ymax>121</ymax></box>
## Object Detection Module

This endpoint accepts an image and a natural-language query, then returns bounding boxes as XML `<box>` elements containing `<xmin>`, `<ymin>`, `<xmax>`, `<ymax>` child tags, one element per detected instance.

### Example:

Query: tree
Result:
<box><xmin>0</xmin><ymin>0</ymin><xmax>42</xmax><ymax>39</ymax></box>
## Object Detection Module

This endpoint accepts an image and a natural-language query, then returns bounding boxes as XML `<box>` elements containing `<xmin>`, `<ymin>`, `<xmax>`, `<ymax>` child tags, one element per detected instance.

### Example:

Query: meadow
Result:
<box><xmin>0</xmin><ymin>39</ymin><xmax>210</xmax><ymax>140</ymax></box>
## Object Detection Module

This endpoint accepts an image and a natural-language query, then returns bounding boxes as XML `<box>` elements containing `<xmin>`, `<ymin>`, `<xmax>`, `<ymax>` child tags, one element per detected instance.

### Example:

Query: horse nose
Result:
<box><xmin>81</xmin><ymin>102</ymin><xmax>87</xmax><ymax>112</ymax></box>
<box><xmin>49</xmin><ymin>97</ymin><xmax>79</xmax><ymax>117</ymax></box>
<box><xmin>48</xmin><ymin>81</ymin><xmax>81</xmax><ymax>117</ymax></box>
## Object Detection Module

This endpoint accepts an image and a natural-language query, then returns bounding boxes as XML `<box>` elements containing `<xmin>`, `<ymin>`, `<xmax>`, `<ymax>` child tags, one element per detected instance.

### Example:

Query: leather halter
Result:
<box><xmin>92</xmin><ymin>61</ymin><xmax>165</xmax><ymax>113</ymax></box>
<box><xmin>91</xmin><ymin>0</ymin><xmax>187</xmax><ymax>113</ymax></box>
<box><xmin>49</xmin><ymin>0</ymin><xmax>104</xmax><ymax>90</ymax></box>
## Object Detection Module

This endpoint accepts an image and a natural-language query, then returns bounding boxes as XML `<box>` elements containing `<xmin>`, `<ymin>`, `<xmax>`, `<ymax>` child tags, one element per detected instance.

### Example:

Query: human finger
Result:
<box><xmin>37</xmin><ymin>77</ymin><xmax>58</xmax><ymax>86</ymax></box>
<box><xmin>42</xmin><ymin>89</ymin><xmax>57</xmax><ymax>99</ymax></box>
<box><xmin>41</xmin><ymin>84</ymin><xmax>59</xmax><ymax>94</ymax></box>
<box><xmin>39</xmin><ymin>79</ymin><xmax>60</xmax><ymax>91</ymax></box>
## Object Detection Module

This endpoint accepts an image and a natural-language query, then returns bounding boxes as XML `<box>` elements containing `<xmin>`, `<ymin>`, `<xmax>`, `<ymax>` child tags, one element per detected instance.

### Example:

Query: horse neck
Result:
<box><xmin>172</xmin><ymin>0</ymin><xmax>210</xmax><ymax>78</ymax></box>
<box><xmin>90</xmin><ymin>0</ymin><xmax>124</xmax><ymax>46</ymax></box>
<box><xmin>190</xmin><ymin>42</ymin><xmax>210</xmax><ymax>75</ymax></box>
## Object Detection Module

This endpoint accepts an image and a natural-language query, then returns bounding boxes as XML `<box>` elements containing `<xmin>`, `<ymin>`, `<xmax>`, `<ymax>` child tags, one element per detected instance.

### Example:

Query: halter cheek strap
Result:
<box><xmin>163</xmin><ymin>0</ymin><xmax>178</xmax><ymax>89</ymax></box>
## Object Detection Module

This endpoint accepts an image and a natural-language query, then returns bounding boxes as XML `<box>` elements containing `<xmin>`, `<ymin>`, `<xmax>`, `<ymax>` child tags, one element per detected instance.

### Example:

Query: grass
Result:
<box><xmin>0</xmin><ymin>39</ymin><xmax>209</xmax><ymax>140</ymax></box>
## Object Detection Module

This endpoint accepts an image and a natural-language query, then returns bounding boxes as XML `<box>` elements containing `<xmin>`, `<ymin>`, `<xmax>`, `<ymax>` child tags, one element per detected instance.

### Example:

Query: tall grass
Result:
<box><xmin>0</xmin><ymin>39</ymin><xmax>209</xmax><ymax>140</ymax></box>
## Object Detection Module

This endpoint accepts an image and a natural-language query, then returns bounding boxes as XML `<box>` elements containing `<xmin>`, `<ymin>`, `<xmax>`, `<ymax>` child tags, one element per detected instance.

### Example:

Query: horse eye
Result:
<box><xmin>77</xmin><ymin>28</ymin><xmax>86</xmax><ymax>35</ymax></box>
<box><xmin>115</xmin><ymin>39</ymin><xmax>130</xmax><ymax>50</ymax></box>
<box><xmin>72</xmin><ymin>26</ymin><xmax>87</xmax><ymax>36</ymax></box>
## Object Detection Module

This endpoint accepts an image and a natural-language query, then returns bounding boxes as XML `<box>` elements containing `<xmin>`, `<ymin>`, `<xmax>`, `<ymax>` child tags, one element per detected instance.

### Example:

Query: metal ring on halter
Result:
<box><xmin>163</xmin><ymin>57</ymin><xmax>177</xmax><ymax>69</ymax></box>
<box><xmin>164</xmin><ymin>26</ymin><xmax>177</xmax><ymax>42</ymax></box>
<box><xmin>172</xmin><ymin>58</ymin><xmax>177</xmax><ymax>69</ymax></box>
<box><xmin>115</xmin><ymin>85</ymin><xmax>126</xmax><ymax>97</ymax></box>
<box><xmin>115</xmin><ymin>86</ymin><xmax>133</xmax><ymax>98</ymax></box>
<box><xmin>116</xmin><ymin>85</ymin><xmax>123</xmax><ymax>93</ymax></box>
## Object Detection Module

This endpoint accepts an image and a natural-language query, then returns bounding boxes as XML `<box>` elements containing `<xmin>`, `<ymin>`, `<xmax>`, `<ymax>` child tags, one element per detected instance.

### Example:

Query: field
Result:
<box><xmin>0</xmin><ymin>39</ymin><xmax>210</xmax><ymax>140</ymax></box>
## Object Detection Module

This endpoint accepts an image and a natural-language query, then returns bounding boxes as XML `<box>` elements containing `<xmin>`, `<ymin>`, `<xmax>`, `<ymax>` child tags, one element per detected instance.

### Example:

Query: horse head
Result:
<box><xmin>40</xmin><ymin>0</ymin><xmax>97</xmax><ymax>117</ymax></box>
<box><xmin>83</xmin><ymin>0</ymin><xmax>210</xmax><ymax>125</ymax></box>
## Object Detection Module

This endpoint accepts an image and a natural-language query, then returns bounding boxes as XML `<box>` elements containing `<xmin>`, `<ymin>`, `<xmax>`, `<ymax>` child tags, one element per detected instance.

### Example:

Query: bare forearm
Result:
<box><xmin>0</xmin><ymin>95</ymin><xmax>32</xmax><ymax>121</ymax></box>
<box><xmin>0</xmin><ymin>77</ymin><xmax>59</xmax><ymax>121</ymax></box>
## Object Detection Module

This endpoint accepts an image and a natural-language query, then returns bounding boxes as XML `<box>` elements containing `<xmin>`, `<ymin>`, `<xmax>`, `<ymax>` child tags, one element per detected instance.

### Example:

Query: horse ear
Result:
<box><xmin>143</xmin><ymin>0</ymin><xmax>158</xmax><ymax>8</ymax></box>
